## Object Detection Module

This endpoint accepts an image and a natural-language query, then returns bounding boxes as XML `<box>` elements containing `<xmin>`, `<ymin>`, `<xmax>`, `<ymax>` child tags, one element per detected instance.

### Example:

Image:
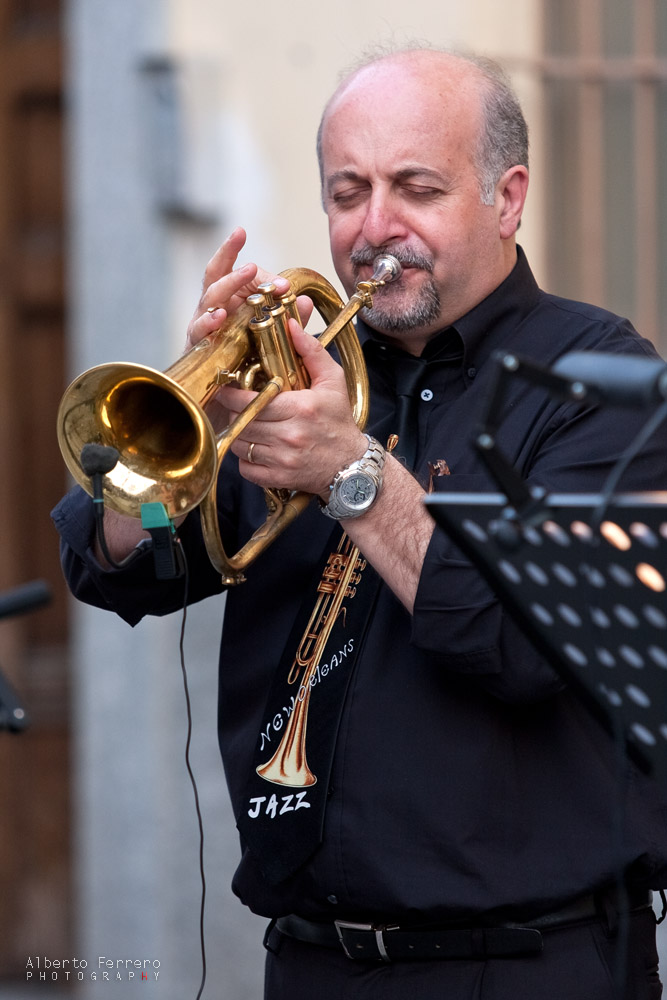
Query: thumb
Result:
<box><xmin>289</xmin><ymin>319</ymin><xmax>346</xmax><ymax>390</ymax></box>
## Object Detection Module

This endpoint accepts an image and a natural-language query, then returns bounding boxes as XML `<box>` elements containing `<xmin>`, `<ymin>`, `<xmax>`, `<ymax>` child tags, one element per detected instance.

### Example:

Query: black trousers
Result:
<box><xmin>264</xmin><ymin>908</ymin><xmax>661</xmax><ymax>1000</ymax></box>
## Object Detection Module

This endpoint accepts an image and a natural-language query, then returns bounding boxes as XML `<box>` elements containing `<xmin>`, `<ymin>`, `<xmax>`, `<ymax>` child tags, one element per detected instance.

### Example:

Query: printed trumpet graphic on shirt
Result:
<box><xmin>256</xmin><ymin>534</ymin><xmax>365</xmax><ymax>787</ymax></box>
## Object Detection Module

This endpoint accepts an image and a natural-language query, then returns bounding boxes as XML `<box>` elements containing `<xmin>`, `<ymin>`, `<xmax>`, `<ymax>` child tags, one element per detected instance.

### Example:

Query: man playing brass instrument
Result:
<box><xmin>53</xmin><ymin>48</ymin><xmax>667</xmax><ymax>999</ymax></box>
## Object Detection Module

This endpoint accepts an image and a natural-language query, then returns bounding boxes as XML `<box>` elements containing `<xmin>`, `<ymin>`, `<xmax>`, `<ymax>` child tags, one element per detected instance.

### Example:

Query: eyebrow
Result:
<box><xmin>325</xmin><ymin>169</ymin><xmax>365</xmax><ymax>193</ymax></box>
<box><xmin>393</xmin><ymin>166</ymin><xmax>448</xmax><ymax>184</ymax></box>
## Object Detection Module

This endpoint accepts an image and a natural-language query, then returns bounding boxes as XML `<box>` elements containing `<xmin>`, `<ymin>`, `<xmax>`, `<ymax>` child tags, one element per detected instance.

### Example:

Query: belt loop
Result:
<box><xmin>375</xmin><ymin>928</ymin><xmax>391</xmax><ymax>962</ymax></box>
<box><xmin>471</xmin><ymin>927</ymin><xmax>486</xmax><ymax>958</ymax></box>
<box><xmin>595</xmin><ymin>888</ymin><xmax>619</xmax><ymax>938</ymax></box>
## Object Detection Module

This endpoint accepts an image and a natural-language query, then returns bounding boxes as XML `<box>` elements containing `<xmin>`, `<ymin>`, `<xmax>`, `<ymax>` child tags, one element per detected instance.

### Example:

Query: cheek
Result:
<box><xmin>327</xmin><ymin>220</ymin><xmax>357</xmax><ymax>292</ymax></box>
<box><xmin>327</xmin><ymin>211</ymin><xmax>357</xmax><ymax>254</ymax></box>
<box><xmin>327</xmin><ymin>220</ymin><xmax>361</xmax><ymax>283</ymax></box>
<box><xmin>428</xmin><ymin>207</ymin><xmax>489</xmax><ymax>261</ymax></box>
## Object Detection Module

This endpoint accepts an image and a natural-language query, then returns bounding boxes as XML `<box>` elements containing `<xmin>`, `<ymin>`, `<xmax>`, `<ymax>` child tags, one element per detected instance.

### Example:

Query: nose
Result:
<box><xmin>360</xmin><ymin>187</ymin><xmax>408</xmax><ymax>248</ymax></box>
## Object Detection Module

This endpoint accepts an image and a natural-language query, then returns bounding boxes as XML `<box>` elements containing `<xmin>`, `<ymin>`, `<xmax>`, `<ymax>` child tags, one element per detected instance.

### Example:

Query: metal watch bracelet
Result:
<box><xmin>319</xmin><ymin>434</ymin><xmax>386</xmax><ymax>520</ymax></box>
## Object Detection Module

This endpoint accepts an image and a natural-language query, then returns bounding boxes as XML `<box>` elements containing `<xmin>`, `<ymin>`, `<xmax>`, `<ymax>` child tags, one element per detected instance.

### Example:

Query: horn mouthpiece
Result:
<box><xmin>371</xmin><ymin>254</ymin><xmax>402</xmax><ymax>284</ymax></box>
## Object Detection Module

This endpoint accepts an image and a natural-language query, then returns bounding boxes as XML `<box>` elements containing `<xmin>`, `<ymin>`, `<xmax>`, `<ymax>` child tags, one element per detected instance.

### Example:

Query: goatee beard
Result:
<box><xmin>362</xmin><ymin>278</ymin><xmax>441</xmax><ymax>333</ymax></box>
<box><xmin>350</xmin><ymin>245</ymin><xmax>441</xmax><ymax>333</ymax></box>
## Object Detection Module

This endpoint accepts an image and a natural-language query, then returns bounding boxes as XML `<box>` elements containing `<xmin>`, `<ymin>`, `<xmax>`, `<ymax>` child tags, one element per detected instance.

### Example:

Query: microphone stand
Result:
<box><xmin>472</xmin><ymin>350</ymin><xmax>594</xmax><ymax>530</ymax></box>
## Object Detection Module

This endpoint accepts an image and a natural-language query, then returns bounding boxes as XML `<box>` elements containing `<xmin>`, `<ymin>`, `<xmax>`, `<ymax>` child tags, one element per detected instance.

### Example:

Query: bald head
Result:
<box><xmin>317</xmin><ymin>46</ymin><xmax>530</xmax><ymax>351</ymax></box>
<box><xmin>317</xmin><ymin>48</ymin><xmax>528</xmax><ymax>206</ymax></box>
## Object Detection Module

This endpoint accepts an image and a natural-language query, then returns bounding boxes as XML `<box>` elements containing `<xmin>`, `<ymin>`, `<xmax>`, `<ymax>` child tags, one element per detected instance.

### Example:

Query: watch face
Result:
<box><xmin>339</xmin><ymin>473</ymin><xmax>376</xmax><ymax>510</ymax></box>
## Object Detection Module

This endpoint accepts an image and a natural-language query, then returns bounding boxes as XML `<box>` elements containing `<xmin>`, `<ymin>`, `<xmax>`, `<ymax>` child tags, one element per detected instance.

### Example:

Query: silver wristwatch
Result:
<box><xmin>320</xmin><ymin>434</ymin><xmax>386</xmax><ymax>520</ymax></box>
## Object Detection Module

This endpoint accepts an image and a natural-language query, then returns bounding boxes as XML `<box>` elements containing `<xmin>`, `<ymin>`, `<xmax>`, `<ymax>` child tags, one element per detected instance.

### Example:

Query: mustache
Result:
<box><xmin>349</xmin><ymin>244</ymin><xmax>434</xmax><ymax>273</ymax></box>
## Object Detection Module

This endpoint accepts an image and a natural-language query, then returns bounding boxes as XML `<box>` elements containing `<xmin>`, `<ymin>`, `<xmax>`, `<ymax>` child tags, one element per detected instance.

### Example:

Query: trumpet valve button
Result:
<box><xmin>257</xmin><ymin>282</ymin><xmax>277</xmax><ymax>308</ymax></box>
<box><xmin>247</xmin><ymin>293</ymin><xmax>267</xmax><ymax>321</ymax></box>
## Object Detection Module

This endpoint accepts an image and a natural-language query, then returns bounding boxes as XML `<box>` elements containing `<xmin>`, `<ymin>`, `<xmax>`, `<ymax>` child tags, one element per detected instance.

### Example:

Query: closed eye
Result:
<box><xmin>330</xmin><ymin>186</ymin><xmax>369</xmax><ymax>207</ymax></box>
<box><xmin>402</xmin><ymin>185</ymin><xmax>444</xmax><ymax>200</ymax></box>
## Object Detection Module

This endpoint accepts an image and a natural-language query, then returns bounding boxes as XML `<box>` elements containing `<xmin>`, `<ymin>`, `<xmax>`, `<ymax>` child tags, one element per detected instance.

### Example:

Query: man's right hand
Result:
<box><xmin>185</xmin><ymin>226</ymin><xmax>313</xmax><ymax>351</ymax></box>
<box><xmin>96</xmin><ymin>228</ymin><xmax>317</xmax><ymax>568</ymax></box>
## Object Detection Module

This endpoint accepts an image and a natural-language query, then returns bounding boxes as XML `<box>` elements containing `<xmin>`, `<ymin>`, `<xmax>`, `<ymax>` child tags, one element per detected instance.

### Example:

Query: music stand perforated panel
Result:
<box><xmin>425</xmin><ymin>491</ymin><xmax>667</xmax><ymax>784</ymax></box>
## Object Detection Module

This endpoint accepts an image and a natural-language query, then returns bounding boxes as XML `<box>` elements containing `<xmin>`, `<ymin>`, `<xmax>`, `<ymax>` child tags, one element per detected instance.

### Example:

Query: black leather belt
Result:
<box><xmin>274</xmin><ymin>888</ymin><xmax>653</xmax><ymax>963</ymax></box>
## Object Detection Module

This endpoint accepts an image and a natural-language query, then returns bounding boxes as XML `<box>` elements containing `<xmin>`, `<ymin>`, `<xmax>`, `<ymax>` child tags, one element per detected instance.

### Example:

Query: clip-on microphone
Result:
<box><xmin>80</xmin><ymin>443</ymin><xmax>184</xmax><ymax>580</ymax></box>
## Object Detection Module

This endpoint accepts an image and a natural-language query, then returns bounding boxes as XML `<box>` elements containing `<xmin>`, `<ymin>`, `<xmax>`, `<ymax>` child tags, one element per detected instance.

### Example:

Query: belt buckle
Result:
<box><xmin>334</xmin><ymin>920</ymin><xmax>399</xmax><ymax>962</ymax></box>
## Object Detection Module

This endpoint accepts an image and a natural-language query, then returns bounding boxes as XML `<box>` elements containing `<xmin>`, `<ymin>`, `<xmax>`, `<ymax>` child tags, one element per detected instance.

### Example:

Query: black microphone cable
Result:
<box><xmin>175</xmin><ymin>547</ymin><xmax>208</xmax><ymax>1000</ymax></box>
<box><xmin>591</xmin><ymin>398</ymin><xmax>667</xmax><ymax>532</ymax></box>
<box><xmin>81</xmin><ymin>444</ymin><xmax>208</xmax><ymax>997</ymax></box>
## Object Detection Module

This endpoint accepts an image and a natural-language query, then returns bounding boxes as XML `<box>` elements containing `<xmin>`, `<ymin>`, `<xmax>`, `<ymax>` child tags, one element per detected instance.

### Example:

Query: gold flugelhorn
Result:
<box><xmin>57</xmin><ymin>255</ymin><xmax>402</xmax><ymax>585</ymax></box>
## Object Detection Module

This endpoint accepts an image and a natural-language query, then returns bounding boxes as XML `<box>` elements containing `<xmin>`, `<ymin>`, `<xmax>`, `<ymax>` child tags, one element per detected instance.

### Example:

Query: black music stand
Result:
<box><xmin>0</xmin><ymin>671</ymin><xmax>29</xmax><ymax>732</ymax></box>
<box><xmin>424</xmin><ymin>349</ymin><xmax>667</xmax><ymax>786</ymax></box>
<box><xmin>0</xmin><ymin>580</ymin><xmax>52</xmax><ymax>732</ymax></box>
<box><xmin>425</xmin><ymin>490</ymin><xmax>667</xmax><ymax>785</ymax></box>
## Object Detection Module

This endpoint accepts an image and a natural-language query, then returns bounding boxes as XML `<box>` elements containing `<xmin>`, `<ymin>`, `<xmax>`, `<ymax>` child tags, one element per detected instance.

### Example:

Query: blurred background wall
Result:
<box><xmin>0</xmin><ymin>0</ymin><xmax>665</xmax><ymax>996</ymax></box>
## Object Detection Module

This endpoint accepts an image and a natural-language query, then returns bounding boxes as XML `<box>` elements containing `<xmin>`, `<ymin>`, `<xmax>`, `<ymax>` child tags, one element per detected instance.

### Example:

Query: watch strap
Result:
<box><xmin>319</xmin><ymin>435</ymin><xmax>386</xmax><ymax>520</ymax></box>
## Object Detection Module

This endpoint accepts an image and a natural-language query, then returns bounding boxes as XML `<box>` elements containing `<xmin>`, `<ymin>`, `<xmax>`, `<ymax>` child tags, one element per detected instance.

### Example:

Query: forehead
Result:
<box><xmin>320</xmin><ymin>55</ymin><xmax>483</xmax><ymax>180</ymax></box>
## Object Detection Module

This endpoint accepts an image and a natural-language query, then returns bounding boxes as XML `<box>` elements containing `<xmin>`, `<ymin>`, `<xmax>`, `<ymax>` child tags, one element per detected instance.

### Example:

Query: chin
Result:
<box><xmin>364</xmin><ymin>281</ymin><xmax>441</xmax><ymax>335</ymax></box>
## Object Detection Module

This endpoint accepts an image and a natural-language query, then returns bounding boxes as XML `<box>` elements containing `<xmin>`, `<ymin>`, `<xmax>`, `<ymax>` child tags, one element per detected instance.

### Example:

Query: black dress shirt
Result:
<box><xmin>52</xmin><ymin>248</ymin><xmax>667</xmax><ymax>925</ymax></box>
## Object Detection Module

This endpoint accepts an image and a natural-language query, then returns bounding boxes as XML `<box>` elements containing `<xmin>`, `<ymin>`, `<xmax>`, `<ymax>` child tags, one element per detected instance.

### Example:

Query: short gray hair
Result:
<box><xmin>316</xmin><ymin>46</ymin><xmax>529</xmax><ymax>206</ymax></box>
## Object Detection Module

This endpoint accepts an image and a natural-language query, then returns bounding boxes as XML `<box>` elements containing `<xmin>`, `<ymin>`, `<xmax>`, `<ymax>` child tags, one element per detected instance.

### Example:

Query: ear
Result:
<box><xmin>496</xmin><ymin>165</ymin><xmax>529</xmax><ymax>240</ymax></box>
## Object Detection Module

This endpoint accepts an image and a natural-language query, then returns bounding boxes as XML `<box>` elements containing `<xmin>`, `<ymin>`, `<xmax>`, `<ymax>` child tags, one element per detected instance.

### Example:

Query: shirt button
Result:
<box><xmin>327</xmin><ymin>894</ymin><xmax>339</xmax><ymax>905</ymax></box>
<box><xmin>467</xmin><ymin>367</ymin><xmax>477</xmax><ymax>379</ymax></box>
<box><xmin>420</xmin><ymin>388</ymin><xmax>434</xmax><ymax>401</ymax></box>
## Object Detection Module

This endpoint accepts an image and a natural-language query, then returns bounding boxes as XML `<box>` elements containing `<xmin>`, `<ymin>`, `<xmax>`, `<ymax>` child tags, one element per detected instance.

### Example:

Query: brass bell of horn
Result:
<box><xmin>57</xmin><ymin>255</ymin><xmax>402</xmax><ymax>585</ymax></box>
